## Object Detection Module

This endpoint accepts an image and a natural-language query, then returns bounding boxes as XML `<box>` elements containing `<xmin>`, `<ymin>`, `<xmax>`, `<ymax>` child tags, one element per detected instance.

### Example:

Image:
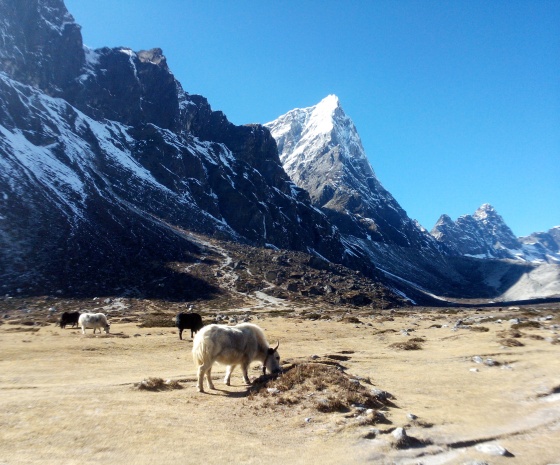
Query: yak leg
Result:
<box><xmin>224</xmin><ymin>365</ymin><xmax>236</xmax><ymax>386</ymax></box>
<box><xmin>178</xmin><ymin>328</ymin><xmax>183</xmax><ymax>340</ymax></box>
<box><xmin>206</xmin><ymin>366</ymin><xmax>215</xmax><ymax>390</ymax></box>
<box><xmin>197</xmin><ymin>363</ymin><xmax>213</xmax><ymax>392</ymax></box>
<box><xmin>241</xmin><ymin>363</ymin><xmax>251</xmax><ymax>385</ymax></box>
<box><xmin>197</xmin><ymin>362</ymin><xmax>215</xmax><ymax>392</ymax></box>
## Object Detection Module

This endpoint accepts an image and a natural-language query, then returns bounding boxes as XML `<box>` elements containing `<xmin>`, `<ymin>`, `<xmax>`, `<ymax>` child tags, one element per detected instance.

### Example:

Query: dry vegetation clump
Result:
<box><xmin>389</xmin><ymin>338</ymin><xmax>425</xmax><ymax>351</ymax></box>
<box><xmin>249</xmin><ymin>363</ymin><xmax>389</xmax><ymax>416</ymax></box>
<box><xmin>373</xmin><ymin>329</ymin><xmax>397</xmax><ymax>335</ymax></box>
<box><xmin>500</xmin><ymin>338</ymin><xmax>525</xmax><ymax>347</ymax></box>
<box><xmin>468</xmin><ymin>326</ymin><xmax>489</xmax><ymax>332</ymax></box>
<box><xmin>134</xmin><ymin>377</ymin><xmax>183</xmax><ymax>391</ymax></box>
<box><xmin>498</xmin><ymin>329</ymin><xmax>523</xmax><ymax>338</ymax></box>
<box><xmin>300</xmin><ymin>312</ymin><xmax>323</xmax><ymax>320</ymax></box>
<box><xmin>341</xmin><ymin>316</ymin><xmax>363</xmax><ymax>324</ymax></box>
<box><xmin>138</xmin><ymin>314</ymin><xmax>176</xmax><ymax>328</ymax></box>
<box><xmin>512</xmin><ymin>321</ymin><xmax>541</xmax><ymax>330</ymax></box>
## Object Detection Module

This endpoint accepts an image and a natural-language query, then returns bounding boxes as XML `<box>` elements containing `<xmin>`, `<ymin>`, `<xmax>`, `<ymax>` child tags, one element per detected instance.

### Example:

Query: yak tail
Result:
<box><xmin>192</xmin><ymin>331</ymin><xmax>214</xmax><ymax>367</ymax></box>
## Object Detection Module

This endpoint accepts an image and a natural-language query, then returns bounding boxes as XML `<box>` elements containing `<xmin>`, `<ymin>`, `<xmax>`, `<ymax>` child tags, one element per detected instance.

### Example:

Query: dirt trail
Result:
<box><xmin>1</xmin><ymin>305</ymin><xmax>559</xmax><ymax>464</ymax></box>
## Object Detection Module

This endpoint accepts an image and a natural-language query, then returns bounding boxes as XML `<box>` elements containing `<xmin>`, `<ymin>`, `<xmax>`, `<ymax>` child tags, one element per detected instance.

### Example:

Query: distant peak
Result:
<box><xmin>474</xmin><ymin>203</ymin><xmax>496</xmax><ymax>220</ymax></box>
<box><xmin>318</xmin><ymin>94</ymin><xmax>340</xmax><ymax>107</ymax></box>
<box><xmin>478</xmin><ymin>203</ymin><xmax>494</xmax><ymax>212</ymax></box>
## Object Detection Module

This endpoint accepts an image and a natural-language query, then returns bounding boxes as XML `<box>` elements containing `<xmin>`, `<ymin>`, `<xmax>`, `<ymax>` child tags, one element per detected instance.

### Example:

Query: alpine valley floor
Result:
<box><xmin>0</xmin><ymin>296</ymin><xmax>559</xmax><ymax>465</ymax></box>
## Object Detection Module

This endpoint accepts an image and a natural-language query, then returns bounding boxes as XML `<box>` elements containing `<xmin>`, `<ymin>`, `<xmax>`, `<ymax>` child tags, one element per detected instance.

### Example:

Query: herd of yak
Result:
<box><xmin>58</xmin><ymin>308</ymin><xmax>281</xmax><ymax>393</ymax></box>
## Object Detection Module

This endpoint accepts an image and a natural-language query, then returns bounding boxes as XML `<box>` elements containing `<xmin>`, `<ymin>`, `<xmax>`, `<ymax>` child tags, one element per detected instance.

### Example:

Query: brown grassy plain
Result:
<box><xmin>1</xmin><ymin>300</ymin><xmax>559</xmax><ymax>465</ymax></box>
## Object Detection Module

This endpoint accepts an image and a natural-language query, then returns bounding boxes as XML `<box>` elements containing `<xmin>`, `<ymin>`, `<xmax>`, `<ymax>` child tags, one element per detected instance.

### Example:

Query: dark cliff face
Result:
<box><xmin>0</xmin><ymin>0</ymin><xmax>84</xmax><ymax>95</ymax></box>
<box><xmin>0</xmin><ymin>0</ymin><xmax>347</xmax><ymax>296</ymax></box>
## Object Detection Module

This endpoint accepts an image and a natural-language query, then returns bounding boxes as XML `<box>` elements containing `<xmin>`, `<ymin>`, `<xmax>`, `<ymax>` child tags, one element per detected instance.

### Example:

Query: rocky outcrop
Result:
<box><xmin>0</xmin><ymin>0</ymin><xmax>84</xmax><ymax>95</ymax></box>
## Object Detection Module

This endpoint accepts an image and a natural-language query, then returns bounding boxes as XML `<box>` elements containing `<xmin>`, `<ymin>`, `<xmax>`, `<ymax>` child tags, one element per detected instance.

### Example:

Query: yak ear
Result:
<box><xmin>267</xmin><ymin>347</ymin><xmax>274</xmax><ymax>354</ymax></box>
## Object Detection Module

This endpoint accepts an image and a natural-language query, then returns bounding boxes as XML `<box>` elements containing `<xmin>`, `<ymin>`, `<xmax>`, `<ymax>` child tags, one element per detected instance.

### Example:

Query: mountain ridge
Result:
<box><xmin>266</xmin><ymin>95</ymin><xmax>560</xmax><ymax>301</ymax></box>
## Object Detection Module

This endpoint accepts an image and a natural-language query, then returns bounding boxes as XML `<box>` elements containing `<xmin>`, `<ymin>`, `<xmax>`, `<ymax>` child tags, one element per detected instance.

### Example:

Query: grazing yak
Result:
<box><xmin>175</xmin><ymin>312</ymin><xmax>203</xmax><ymax>340</ymax></box>
<box><xmin>192</xmin><ymin>323</ymin><xmax>281</xmax><ymax>392</ymax></box>
<box><xmin>78</xmin><ymin>313</ymin><xmax>110</xmax><ymax>334</ymax></box>
<box><xmin>59</xmin><ymin>311</ymin><xmax>80</xmax><ymax>329</ymax></box>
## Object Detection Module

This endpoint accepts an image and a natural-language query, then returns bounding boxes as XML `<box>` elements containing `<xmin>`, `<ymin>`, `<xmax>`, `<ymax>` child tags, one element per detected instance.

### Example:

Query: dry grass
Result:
<box><xmin>249</xmin><ymin>363</ymin><xmax>388</xmax><ymax>415</ymax></box>
<box><xmin>134</xmin><ymin>377</ymin><xmax>183</xmax><ymax>391</ymax></box>
<box><xmin>512</xmin><ymin>321</ymin><xmax>542</xmax><ymax>330</ymax></box>
<box><xmin>138</xmin><ymin>314</ymin><xmax>176</xmax><ymax>328</ymax></box>
<box><xmin>468</xmin><ymin>325</ymin><xmax>490</xmax><ymax>332</ymax></box>
<box><xmin>500</xmin><ymin>338</ymin><xmax>525</xmax><ymax>347</ymax></box>
<box><xmin>341</xmin><ymin>316</ymin><xmax>362</xmax><ymax>324</ymax></box>
<box><xmin>1</xmin><ymin>301</ymin><xmax>560</xmax><ymax>465</ymax></box>
<box><xmin>389</xmin><ymin>341</ymin><xmax>423</xmax><ymax>350</ymax></box>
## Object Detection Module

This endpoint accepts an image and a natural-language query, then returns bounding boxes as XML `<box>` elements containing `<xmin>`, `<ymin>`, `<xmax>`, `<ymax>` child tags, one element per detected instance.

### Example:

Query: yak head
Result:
<box><xmin>263</xmin><ymin>342</ymin><xmax>281</xmax><ymax>375</ymax></box>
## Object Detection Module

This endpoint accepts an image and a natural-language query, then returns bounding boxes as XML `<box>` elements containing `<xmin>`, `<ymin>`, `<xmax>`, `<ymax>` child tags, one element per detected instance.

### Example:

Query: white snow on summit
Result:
<box><xmin>265</xmin><ymin>94</ymin><xmax>372</xmax><ymax>179</ymax></box>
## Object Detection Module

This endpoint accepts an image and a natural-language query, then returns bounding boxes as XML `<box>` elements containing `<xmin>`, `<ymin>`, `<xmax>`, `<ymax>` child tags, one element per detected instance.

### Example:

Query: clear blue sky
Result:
<box><xmin>64</xmin><ymin>0</ymin><xmax>560</xmax><ymax>237</ymax></box>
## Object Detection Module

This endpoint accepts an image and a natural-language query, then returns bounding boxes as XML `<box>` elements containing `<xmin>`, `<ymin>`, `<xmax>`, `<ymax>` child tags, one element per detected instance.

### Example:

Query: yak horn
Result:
<box><xmin>273</xmin><ymin>341</ymin><xmax>279</xmax><ymax>351</ymax></box>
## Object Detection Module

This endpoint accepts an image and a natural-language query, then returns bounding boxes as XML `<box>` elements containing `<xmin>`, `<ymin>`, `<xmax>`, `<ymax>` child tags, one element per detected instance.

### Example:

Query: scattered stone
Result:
<box><xmin>407</xmin><ymin>413</ymin><xmax>418</xmax><ymax>420</ymax></box>
<box><xmin>475</xmin><ymin>443</ymin><xmax>510</xmax><ymax>456</ymax></box>
<box><xmin>386</xmin><ymin>427</ymin><xmax>432</xmax><ymax>449</ymax></box>
<box><xmin>267</xmin><ymin>387</ymin><xmax>280</xmax><ymax>394</ymax></box>
<box><xmin>371</xmin><ymin>388</ymin><xmax>394</xmax><ymax>400</ymax></box>
<box><xmin>472</xmin><ymin>356</ymin><xmax>483</xmax><ymax>364</ymax></box>
<box><xmin>392</xmin><ymin>427</ymin><xmax>408</xmax><ymax>445</ymax></box>
<box><xmin>470</xmin><ymin>368</ymin><xmax>479</xmax><ymax>373</ymax></box>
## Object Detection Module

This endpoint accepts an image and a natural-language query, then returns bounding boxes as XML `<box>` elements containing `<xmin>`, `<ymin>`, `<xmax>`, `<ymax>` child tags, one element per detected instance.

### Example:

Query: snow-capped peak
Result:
<box><xmin>265</xmin><ymin>95</ymin><xmax>369</xmax><ymax>178</ymax></box>
<box><xmin>473</xmin><ymin>203</ymin><xmax>495</xmax><ymax>220</ymax></box>
<box><xmin>307</xmin><ymin>94</ymin><xmax>340</xmax><ymax>134</ymax></box>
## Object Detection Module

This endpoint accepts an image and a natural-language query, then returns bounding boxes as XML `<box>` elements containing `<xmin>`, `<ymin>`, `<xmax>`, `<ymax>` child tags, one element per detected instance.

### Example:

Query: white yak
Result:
<box><xmin>78</xmin><ymin>313</ymin><xmax>110</xmax><ymax>334</ymax></box>
<box><xmin>192</xmin><ymin>323</ymin><xmax>281</xmax><ymax>392</ymax></box>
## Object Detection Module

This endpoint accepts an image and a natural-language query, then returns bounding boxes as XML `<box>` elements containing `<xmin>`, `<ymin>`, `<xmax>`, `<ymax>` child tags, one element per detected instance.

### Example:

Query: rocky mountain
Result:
<box><xmin>265</xmin><ymin>97</ymin><xmax>474</xmax><ymax>299</ymax></box>
<box><xmin>519</xmin><ymin>227</ymin><xmax>560</xmax><ymax>262</ymax></box>
<box><xmin>0</xmin><ymin>0</ymin><xmax>355</xmax><ymax>297</ymax></box>
<box><xmin>265</xmin><ymin>95</ymin><xmax>435</xmax><ymax>249</ymax></box>
<box><xmin>432</xmin><ymin>204</ymin><xmax>560</xmax><ymax>263</ymax></box>
<box><xmin>266</xmin><ymin>97</ymin><xmax>560</xmax><ymax>302</ymax></box>
<box><xmin>1</xmin><ymin>0</ymin><xmax>557</xmax><ymax>304</ymax></box>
